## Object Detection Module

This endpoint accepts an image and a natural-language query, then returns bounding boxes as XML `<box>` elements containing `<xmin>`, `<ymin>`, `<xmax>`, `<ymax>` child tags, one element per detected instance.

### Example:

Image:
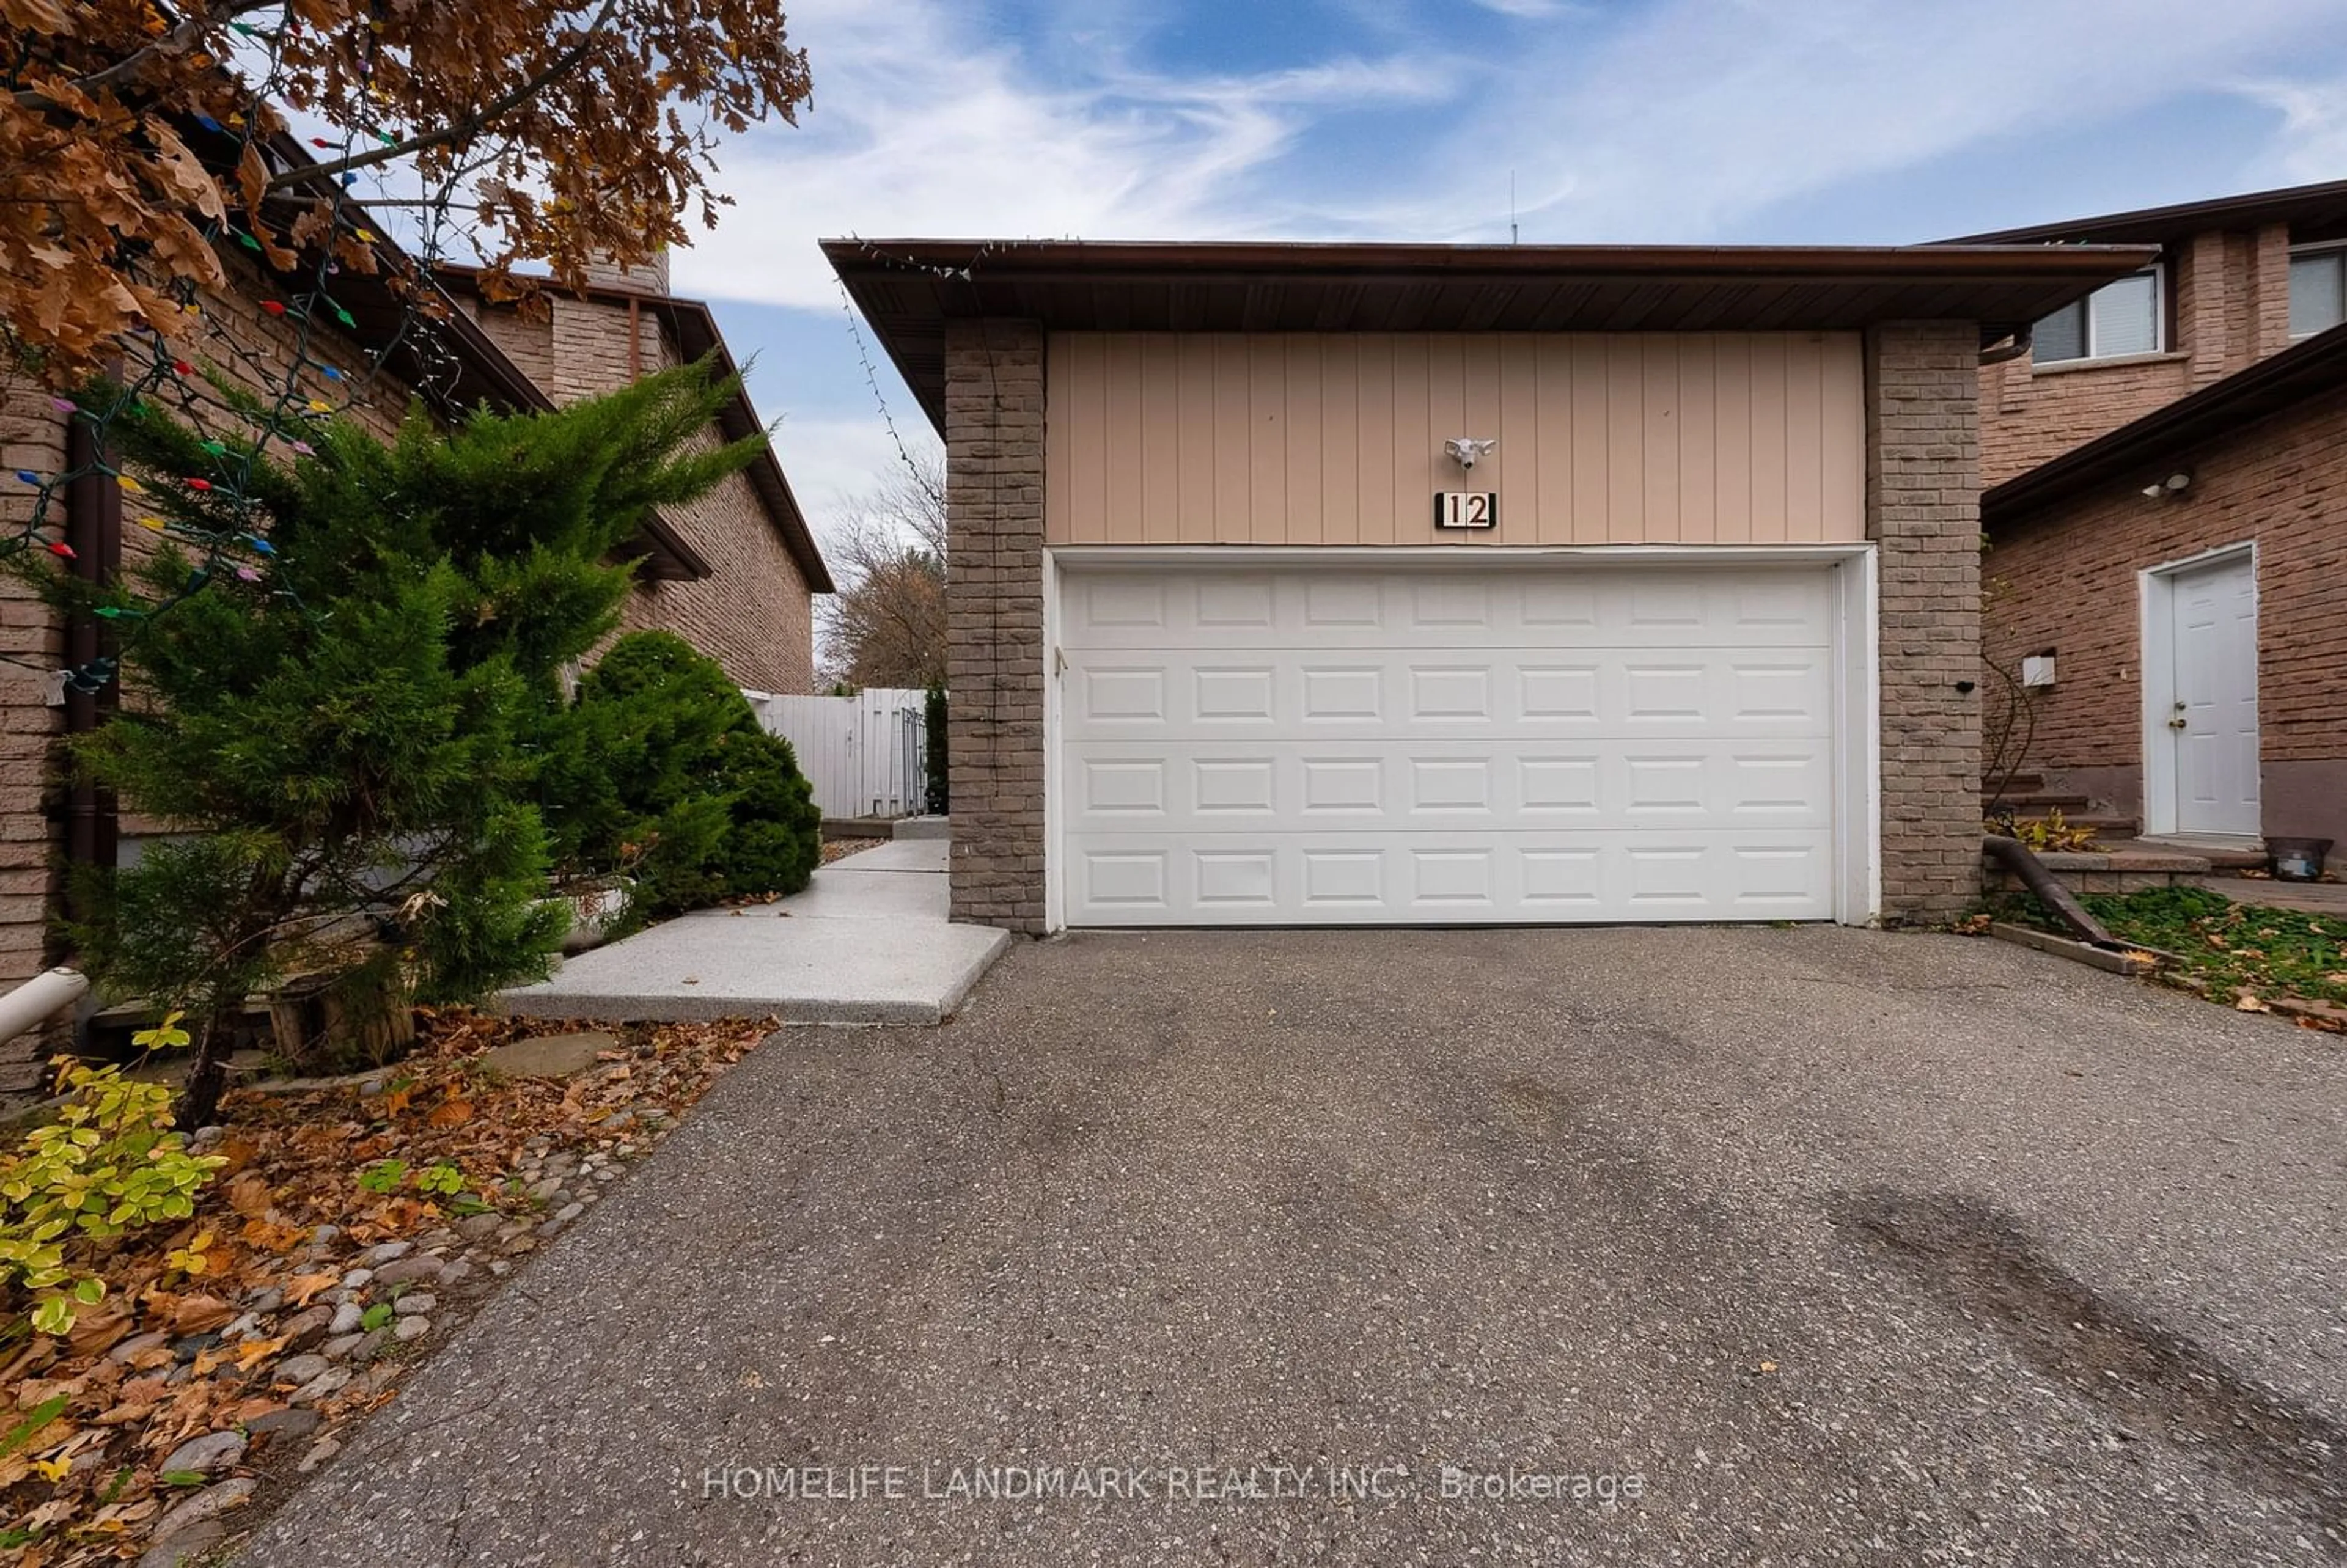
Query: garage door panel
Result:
<box><xmin>1065</xmin><ymin>831</ymin><xmax>1835</xmax><ymax>925</ymax></box>
<box><xmin>1066</xmin><ymin>740</ymin><xmax>1832</xmax><ymax>834</ymax></box>
<box><xmin>1062</xmin><ymin>568</ymin><xmax>1835</xmax><ymax>651</ymax></box>
<box><xmin>1067</xmin><ymin>649</ymin><xmax>1831</xmax><ymax>739</ymax></box>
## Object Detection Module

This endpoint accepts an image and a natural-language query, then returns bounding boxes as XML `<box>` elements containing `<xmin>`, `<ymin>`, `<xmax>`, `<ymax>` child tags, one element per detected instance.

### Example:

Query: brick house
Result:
<box><xmin>829</xmin><ymin>238</ymin><xmax>2150</xmax><ymax>935</ymax></box>
<box><xmin>1955</xmin><ymin>183</ymin><xmax>2347</xmax><ymax>865</ymax></box>
<box><xmin>446</xmin><ymin>255</ymin><xmax>830</xmax><ymax>697</ymax></box>
<box><xmin>0</xmin><ymin>233</ymin><xmax>828</xmax><ymax>1085</ymax></box>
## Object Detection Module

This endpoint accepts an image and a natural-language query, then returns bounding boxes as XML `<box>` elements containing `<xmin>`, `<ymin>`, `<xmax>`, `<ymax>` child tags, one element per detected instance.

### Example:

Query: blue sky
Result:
<box><xmin>666</xmin><ymin>0</ymin><xmax>2347</xmax><ymax>549</ymax></box>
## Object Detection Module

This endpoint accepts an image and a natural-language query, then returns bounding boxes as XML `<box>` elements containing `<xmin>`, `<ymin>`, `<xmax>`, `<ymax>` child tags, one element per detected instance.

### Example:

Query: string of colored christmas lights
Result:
<box><xmin>4</xmin><ymin>4</ymin><xmax>494</xmax><ymax>692</ymax></box>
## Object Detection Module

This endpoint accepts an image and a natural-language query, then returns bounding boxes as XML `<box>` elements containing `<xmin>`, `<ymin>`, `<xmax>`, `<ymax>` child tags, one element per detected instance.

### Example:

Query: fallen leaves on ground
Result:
<box><xmin>1</xmin><ymin>1009</ymin><xmax>772</xmax><ymax>1564</ymax></box>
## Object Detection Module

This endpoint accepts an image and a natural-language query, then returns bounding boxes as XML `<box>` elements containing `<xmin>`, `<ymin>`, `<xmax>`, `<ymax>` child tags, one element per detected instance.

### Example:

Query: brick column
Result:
<box><xmin>0</xmin><ymin>389</ymin><xmax>70</xmax><ymax>1093</ymax></box>
<box><xmin>943</xmin><ymin>319</ymin><xmax>1047</xmax><ymax>932</ymax></box>
<box><xmin>1866</xmin><ymin>321</ymin><xmax>1983</xmax><ymax>924</ymax></box>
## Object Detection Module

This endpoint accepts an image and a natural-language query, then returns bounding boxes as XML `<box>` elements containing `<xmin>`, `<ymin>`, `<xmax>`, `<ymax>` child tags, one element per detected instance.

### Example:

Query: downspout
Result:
<box><xmin>61</xmin><ymin>408</ymin><xmax>120</xmax><ymax>921</ymax></box>
<box><xmin>1980</xmin><ymin>326</ymin><xmax>2033</xmax><ymax>366</ymax></box>
<box><xmin>1981</xmin><ymin>835</ymin><xmax>2116</xmax><ymax>947</ymax></box>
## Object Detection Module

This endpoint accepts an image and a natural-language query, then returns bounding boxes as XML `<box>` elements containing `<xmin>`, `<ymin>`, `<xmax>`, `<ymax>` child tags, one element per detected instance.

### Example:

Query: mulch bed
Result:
<box><xmin>1</xmin><ymin>1008</ymin><xmax>775</xmax><ymax>1565</ymax></box>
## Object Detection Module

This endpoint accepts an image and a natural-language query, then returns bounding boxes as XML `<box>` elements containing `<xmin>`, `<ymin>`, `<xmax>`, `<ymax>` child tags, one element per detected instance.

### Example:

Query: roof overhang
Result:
<box><xmin>1983</xmin><ymin>322</ymin><xmax>2347</xmax><ymax>526</ymax></box>
<box><xmin>824</xmin><ymin>238</ymin><xmax>2160</xmax><ymax>431</ymax></box>
<box><xmin>1940</xmin><ymin>178</ymin><xmax>2347</xmax><ymax>247</ymax></box>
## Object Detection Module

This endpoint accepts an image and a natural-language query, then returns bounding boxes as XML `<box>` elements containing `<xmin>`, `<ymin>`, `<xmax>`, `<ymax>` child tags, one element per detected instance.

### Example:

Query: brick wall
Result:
<box><xmin>0</xmin><ymin>379</ymin><xmax>71</xmax><ymax>1074</ymax></box>
<box><xmin>474</xmin><ymin>292</ymin><xmax>814</xmax><ymax>694</ymax></box>
<box><xmin>1980</xmin><ymin>224</ymin><xmax>2297</xmax><ymax>486</ymax></box>
<box><xmin>942</xmin><ymin>318</ymin><xmax>1047</xmax><ymax>932</ymax></box>
<box><xmin>1868</xmin><ymin>321</ymin><xmax>1986</xmax><ymax>923</ymax></box>
<box><xmin>1983</xmin><ymin>380</ymin><xmax>2347</xmax><ymax>855</ymax></box>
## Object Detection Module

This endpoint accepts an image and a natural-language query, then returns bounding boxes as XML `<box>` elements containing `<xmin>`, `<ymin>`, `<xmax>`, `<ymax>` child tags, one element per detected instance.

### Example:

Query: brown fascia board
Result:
<box><xmin>823</xmin><ymin>235</ymin><xmax>2156</xmax><ymax>283</ymax></box>
<box><xmin>1983</xmin><ymin>322</ymin><xmax>2347</xmax><ymax>526</ymax></box>
<box><xmin>1938</xmin><ymin>178</ymin><xmax>2347</xmax><ymax>246</ymax></box>
<box><xmin>825</xmin><ymin>236</ymin><xmax>2157</xmax><ymax>431</ymax></box>
<box><xmin>435</xmin><ymin>266</ymin><xmax>834</xmax><ymax>594</ymax></box>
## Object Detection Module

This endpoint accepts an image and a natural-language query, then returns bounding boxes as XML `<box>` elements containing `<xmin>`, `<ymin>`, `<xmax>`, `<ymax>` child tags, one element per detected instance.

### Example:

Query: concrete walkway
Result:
<box><xmin>494</xmin><ymin>837</ymin><xmax>1008</xmax><ymax>1025</ymax></box>
<box><xmin>249</xmin><ymin>928</ymin><xmax>2347</xmax><ymax>1566</ymax></box>
<box><xmin>2193</xmin><ymin>874</ymin><xmax>2347</xmax><ymax>915</ymax></box>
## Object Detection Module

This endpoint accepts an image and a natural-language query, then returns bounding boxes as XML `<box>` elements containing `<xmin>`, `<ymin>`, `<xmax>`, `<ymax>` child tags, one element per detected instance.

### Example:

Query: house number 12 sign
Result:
<box><xmin>1434</xmin><ymin>491</ymin><xmax>1497</xmax><ymax>530</ymax></box>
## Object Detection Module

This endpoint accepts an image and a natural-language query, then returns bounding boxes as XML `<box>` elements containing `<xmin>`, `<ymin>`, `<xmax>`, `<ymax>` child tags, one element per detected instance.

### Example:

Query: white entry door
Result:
<box><xmin>2162</xmin><ymin>551</ymin><xmax>2261</xmax><ymax>837</ymax></box>
<box><xmin>1055</xmin><ymin>560</ymin><xmax>1846</xmax><ymax>926</ymax></box>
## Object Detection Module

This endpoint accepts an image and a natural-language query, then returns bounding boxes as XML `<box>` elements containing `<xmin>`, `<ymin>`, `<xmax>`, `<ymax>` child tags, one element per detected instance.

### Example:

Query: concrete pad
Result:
<box><xmin>496</xmin><ymin>914</ymin><xmax>1007</xmax><ymax>1025</ymax></box>
<box><xmin>780</xmin><ymin>865</ymin><xmax>947</xmax><ymax>921</ymax></box>
<box><xmin>892</xmin><ymin>815</ymin><xmax>950</xmax><ymax>840</ymax></box>
<box><xmin>833</xmin><ymin>837</ymin><xmax>947</xmax><ymax>873</ymax></box>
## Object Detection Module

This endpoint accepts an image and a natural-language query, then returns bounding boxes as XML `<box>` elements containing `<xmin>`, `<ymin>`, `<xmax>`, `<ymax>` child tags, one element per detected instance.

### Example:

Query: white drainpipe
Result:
<box><xmin>0</xmin><ymin>967</ymin><xmax>89</xmax><ymax>1047</ymax></box>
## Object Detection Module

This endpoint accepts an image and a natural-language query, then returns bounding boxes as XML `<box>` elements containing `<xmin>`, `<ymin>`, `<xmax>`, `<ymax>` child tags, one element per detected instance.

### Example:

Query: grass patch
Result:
<box><xmin>1993</xmin><ymin>885</ymin><xmax>2347</xmax><ymax>1007</ymax></box>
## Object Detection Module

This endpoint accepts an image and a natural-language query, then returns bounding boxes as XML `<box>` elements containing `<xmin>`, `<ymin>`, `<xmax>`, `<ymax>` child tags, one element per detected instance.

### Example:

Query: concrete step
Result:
<box><xmin>892</xmin><ymin>815</ymin><xmax>951</xmax><ymax>841</ymax></box>
<box><xmin>1982</xmin><ymin>772</ymin><xmax>2044</xmax><ymax>794</ymax></box>
<box><xmin>2126</xmin><ymin>838</ymin><xmax>2268</xmax><ymax>871</ymax></box>
<box><xmin>1992</xmin><ymin>793</ymin><xmax>2093</xmax><ymax>813</ymax></box>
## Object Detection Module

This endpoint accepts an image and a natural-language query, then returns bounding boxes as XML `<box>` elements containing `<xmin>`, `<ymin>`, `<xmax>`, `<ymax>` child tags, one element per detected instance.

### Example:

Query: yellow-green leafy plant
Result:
<box><xmin>0</xmin><ymin>1046</ymin><xmax>227</xmax><ymax>1336</ymax></box>
<box><xmin>1997</xmin><ymin>807</ymin><xmax>2101</xmax><ymax>854</ymax></box>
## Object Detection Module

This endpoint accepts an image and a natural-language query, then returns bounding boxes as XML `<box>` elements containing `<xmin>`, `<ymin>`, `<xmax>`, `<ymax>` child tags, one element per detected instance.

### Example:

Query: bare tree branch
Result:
<box><xmin>264</xmin><ymin>0</ymin><xmax>623</xmax><ymax>194</ymax></box>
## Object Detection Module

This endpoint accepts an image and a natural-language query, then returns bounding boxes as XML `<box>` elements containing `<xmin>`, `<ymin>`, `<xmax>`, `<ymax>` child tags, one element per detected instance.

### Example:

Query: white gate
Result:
<box><xmin>752</xmin><ymin>687</ymin><xmax>928</xmax><ymax>819</ymax></box>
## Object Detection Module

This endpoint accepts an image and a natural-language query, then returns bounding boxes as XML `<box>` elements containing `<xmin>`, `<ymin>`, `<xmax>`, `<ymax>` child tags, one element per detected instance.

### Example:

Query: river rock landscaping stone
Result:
<box><xmin>158</xmin><ymin>1429</ymin><xmax>246</xmax><ymax>1476</ymax></box>
<box><xmin>392</xmin><ymin>1314</ymin><xmax>433</xmax><ymax>1343</ymax></box>
<box><xmin>328</xmin><ymin>1300</ymin><xmax>365</xmax><ymax>1336</ymax></box>
<box><xmin>246</xmin><ymin>1407</ymin><xmax>323</xmax><ymax>1442</ymax></box>
<box><xmin>279</xmin><ymin>1305</ymin><xmax>334</xmax><ymax>1352</ymax></box>
<box><xmin>288</xmin><ymin>1367</ymin><xmax>353</xmax><ymax>1406</ymax></box>
<box><xmin>151</xmin><ymin>1478</ymin><xmax>256</xmax><ymax>1542</ymax></box>
<box><xmin>360</xmin><ymin>1239</ymin><xmax>413</xmax><ymax>1265</ymax></box>
<box><xmin>138</xmin><ymin>1520</ymin><xmax>227</xmax><ymax>1568</ymax></box>
<box><xmin>273</xmin><ymin>1353</ymin><xmax>332</xmax><ymax>1387</ymax></box>
<box><xmin>373</xmin><ymin>1253</ymin><xmax>444</xmax><ymax>1285</ymax></box>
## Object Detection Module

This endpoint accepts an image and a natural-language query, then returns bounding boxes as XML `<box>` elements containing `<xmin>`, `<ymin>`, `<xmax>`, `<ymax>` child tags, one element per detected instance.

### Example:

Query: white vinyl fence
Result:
<box><xmin>751</xmin><ymin>687</ymin><xmax>928</xmax><ymax>819</ymax></box>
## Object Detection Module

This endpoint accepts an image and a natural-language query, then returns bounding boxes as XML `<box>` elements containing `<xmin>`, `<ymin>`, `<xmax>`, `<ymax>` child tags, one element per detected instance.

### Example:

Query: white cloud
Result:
<box><xmin>1464</xmin><ymin>0</ymin><xmax>1584</xmax><ymax>16</ymax></box>
<box><xmin>765</xmin><ymin>412</ymin><xmax>941</xmax><ymax>557</ymax></box>
<box><xmin>1381</xmin><ymin>0</ymin><xmax>2347</xmax><ymax>244</ymax></box>
<box><xmin>2235</xmin><ymin>73</ymin><xmax>2347</xmax><ymax>182</ymax></box>
<box><xmin>672</xmin><ymin>0</ymin><xmax>1453</xmax><ymax>311</ymax></box>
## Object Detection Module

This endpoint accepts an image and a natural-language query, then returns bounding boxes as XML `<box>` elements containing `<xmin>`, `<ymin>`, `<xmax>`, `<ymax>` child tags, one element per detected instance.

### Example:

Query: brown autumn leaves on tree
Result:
<box><xmin>2</xmin><ymin>0</ymin><xmax>813</xmax><ymax>378</ymax></box>
<box><xmin>820</xmin><ymin>455</ymin><xmax>946</xmax><ymax>690</ymax></box>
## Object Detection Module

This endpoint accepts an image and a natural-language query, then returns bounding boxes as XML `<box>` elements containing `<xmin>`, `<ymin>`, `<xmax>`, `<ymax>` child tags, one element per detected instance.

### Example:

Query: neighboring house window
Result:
<box><xmin>2288</xmin><ymin>245</ymin><xmax>2346</xmax><ymax>339</ymax></box>
<box><xmin>2033</xmin><ymin>266</ymin><xmax>2164</xmax><ymax>364</ymax></box>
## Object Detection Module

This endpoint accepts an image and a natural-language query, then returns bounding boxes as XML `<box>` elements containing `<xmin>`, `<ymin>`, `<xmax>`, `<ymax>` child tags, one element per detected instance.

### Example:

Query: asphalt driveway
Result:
<box><xmin>243</xmin><ymin>927</ymin><xmax>2347</xmax><ymax>1566</ymax></box>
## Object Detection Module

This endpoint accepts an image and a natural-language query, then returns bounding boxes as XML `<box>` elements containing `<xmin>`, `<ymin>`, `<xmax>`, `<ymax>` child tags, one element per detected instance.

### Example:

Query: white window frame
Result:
<box><xmin>2033</xmin><ymin>265</ymin><xmax>2166</xmax><ymax>366</ymax></box>
<box><xmin>2286</xmin><ymin>241</ymin><xmax>2347</xmax><ymax>341</ymax></box>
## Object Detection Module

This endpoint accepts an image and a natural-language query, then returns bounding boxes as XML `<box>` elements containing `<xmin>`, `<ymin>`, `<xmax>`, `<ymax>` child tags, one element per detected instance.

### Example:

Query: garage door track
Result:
<box><xmin>244</xmin><ymin>927</ymin><xmax>2347</xmax><ymax>1566</ymax></box>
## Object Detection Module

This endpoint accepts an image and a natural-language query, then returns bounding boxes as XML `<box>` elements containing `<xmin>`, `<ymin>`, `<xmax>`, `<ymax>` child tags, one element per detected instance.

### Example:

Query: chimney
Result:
<box><xmin>582</xmin><ymin>248</ymin><xmax>670</xmax><ymax>297</ymax></box>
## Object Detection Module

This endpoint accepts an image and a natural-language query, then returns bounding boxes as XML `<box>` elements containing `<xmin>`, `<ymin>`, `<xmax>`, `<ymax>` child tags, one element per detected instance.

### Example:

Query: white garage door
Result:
<box><xmin>1056</xmin><ymin>560</ymin><xmax>1846</xmax><ymax>926</ymax></box>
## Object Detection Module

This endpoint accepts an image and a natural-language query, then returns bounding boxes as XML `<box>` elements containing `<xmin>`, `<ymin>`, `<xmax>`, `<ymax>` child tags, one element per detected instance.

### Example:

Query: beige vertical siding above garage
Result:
<box><xmin>1045</xmin><ymin>332</ymin><xmax>1867</xmax><ymax>547</ymax></box>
